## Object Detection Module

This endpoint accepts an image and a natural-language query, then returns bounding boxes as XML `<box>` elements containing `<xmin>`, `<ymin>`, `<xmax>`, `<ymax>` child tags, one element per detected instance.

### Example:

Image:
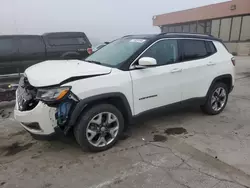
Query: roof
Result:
<box><xmin>43</xmin><ymin>32</ymin><xmax>87</xmax><ymax>37</ymax></box>
<box><xmin>153</xmin><ymin>0</ymin><xmax>250</xmax><ymax>26</ymax></box>
<box><xmin>0</xmin><ymin>32</ymin><xmax>87</xmax><ymax>38</ymax></box>
<box><xmin>0</xmin><ymin>35</ymin><xmax>40</xmax><ymax>38</ymax></box>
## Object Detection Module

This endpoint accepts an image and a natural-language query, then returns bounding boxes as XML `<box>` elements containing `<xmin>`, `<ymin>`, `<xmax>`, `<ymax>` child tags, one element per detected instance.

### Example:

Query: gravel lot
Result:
<box><xmin>0</xmin><ymin>57</ymin><xmax>250</xmax><ymax>188</ymax></box>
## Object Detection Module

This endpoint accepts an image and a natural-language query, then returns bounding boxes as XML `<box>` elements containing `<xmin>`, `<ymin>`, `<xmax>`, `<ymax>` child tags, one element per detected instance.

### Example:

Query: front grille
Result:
<box><xmin>17</xmin><ymin>76</ymin><xmax>38</xmax><ymax>111</ymax></box>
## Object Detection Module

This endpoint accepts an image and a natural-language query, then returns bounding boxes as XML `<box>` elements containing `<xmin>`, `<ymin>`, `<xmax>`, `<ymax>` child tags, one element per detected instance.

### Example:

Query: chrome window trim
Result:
<box><xmin>129</xmin><ymin>37</ymin><xmax>215</xmax><ymax>70</ymax></box>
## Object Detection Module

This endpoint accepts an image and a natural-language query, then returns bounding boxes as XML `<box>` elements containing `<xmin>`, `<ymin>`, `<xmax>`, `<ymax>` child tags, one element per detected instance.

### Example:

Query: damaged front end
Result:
<box><xmin>54</xmin><ymin>93</ymin><xmax>79</xmax><ymax>134</ymax></box>
<box><xmin>17</xmin><ymin>76</ymin><xmax>79</xmax><ymax>136</ymax></box>
<box><xmin>37</xmin><ymin>87</ymin><xmax>79</xmax><ymax>135</ymax></box>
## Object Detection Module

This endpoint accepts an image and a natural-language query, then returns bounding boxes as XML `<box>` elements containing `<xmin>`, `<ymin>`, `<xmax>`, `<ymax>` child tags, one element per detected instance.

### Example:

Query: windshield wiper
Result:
<box><xmin>85</xmin><ymin>60</ymin><xmax>101</xmax><ymax>65</ymax></box>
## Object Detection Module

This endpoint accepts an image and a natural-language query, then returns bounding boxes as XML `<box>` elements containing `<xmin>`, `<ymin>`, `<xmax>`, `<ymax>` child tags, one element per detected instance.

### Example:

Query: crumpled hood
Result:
<box><xmin>25</xmin><ymin>60</ymin><xmax>112</xmax><ymax>87</ymax></box>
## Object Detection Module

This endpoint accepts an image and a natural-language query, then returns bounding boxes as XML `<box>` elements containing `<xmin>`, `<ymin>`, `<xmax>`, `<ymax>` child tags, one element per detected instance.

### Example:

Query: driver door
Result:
<box><xmin>129</xmin><ymin>39</ymin><xmax>183</xmax><ymax>115</ymax></box>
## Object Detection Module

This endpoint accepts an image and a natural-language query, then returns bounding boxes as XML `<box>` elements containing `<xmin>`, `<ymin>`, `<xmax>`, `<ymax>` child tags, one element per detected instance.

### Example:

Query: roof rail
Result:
<box><xmin>159</xmin><ymin>32</ymin><xmax>214</xmax><ymax>37</ymax></box>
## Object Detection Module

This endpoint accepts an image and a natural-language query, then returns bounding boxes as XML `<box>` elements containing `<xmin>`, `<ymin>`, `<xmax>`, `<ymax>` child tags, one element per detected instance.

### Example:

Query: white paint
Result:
<box><xmin>67</xmin><ymin>68</ymin><xmax>134</xmax><ymax>115</ymax></box>
<box><xmin>138</xmin><ymin>57</ymin><xmax>157</xmax><ymax>66</ymax></box>
<box><xmin>180</xmin><ymin>41</ymin><xmax>235</xmax><ymax>100</ymax></box>
<box><xmin>130</xmin><ymin>63</ymin><xmax>182</xmax><ymax>114</ymax></box>
<box><xmin>14</xmin><ymin>101</ymin><xmax>56</xmax><ymax>135</ymax></box>
<box><xmin>25</xmin><ymin>60</ymin><xmax>112</xmax><ymax>87</ymax></box>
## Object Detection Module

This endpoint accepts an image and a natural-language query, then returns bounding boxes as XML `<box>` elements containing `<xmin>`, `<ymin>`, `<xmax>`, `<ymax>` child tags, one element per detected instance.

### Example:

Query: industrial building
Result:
<box><xmin>153</xmin><ymin>0</ymin><xmax>250</xmax><ymax>56</ymax></box>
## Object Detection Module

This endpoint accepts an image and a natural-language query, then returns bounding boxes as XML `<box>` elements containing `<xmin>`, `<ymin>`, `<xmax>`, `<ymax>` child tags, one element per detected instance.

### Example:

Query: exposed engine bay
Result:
<box><xmin>17</xmin><ymin>76</ymin><xmax>38</xmax><ymax>111</ymax></box>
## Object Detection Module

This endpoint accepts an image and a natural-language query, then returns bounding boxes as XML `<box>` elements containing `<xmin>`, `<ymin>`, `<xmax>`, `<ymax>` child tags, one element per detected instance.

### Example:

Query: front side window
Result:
<box><xmin>181</xmin><ymin>39</ymin><xmax>208</xmax><ymax>61</ymax></box>
<box><xmin>140</xmin><ymin>39</ymin><xmax>178</xmax><ymax>66</ymax></box>
<box><xmin>85</xmin><ymin>38</ymin><xmax>147</xmax><ymax>67</ymax></box>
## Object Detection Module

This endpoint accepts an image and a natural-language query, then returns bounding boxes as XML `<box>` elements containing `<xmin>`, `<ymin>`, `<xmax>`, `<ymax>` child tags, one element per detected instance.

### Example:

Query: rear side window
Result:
<box><xmin>181</xmin><ymin>39</ymin><xmax>208</xmax><ymax>61</ymax></box>
<box><xmin>19</xmin><ymin>37</ymin><xmax>45</xmax><ymax>54</ymax></box>
<box><xmin>48</xmin><ymin>37</ymin><xmax>86</xmax><ymax>46</ymax></box>
<box><xmin>205</xmin><ymin>41</ymin><xmax>217</xmax><ymax>55</ymax></box>
<box><xmin>0</xmin><ymin>38</ymin><xmax>15</xmax><ymax>52</ymax></box>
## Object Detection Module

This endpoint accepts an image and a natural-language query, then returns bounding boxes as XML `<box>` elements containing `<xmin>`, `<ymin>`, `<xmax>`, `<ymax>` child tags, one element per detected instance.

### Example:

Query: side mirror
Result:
<box><xmin>138</xmin><ymin>57</ymin><xmax>157</xmax><ymax>67</ymax></box>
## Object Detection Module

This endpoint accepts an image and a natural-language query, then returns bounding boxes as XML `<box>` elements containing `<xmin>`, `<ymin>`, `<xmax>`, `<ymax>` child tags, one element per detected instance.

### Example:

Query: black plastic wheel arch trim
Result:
<box><xmin>206</xmin><ymin>74</ymin><xmax>233</xmax><ymax>97</ymax></box>
<box><xmin>64</xmin><ymin>92</ymin><xmax>133</xmax><ymax>134</ymax></box>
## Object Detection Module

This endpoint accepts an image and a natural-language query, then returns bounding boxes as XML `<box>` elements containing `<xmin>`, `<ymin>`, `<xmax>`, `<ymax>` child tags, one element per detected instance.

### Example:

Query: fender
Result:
<box><xmin>65</xmin><ymin>92</ymin><xmax>133</xmax><ymax>134</ymax></box>
<box><xmin>206</xmin><ymin>74</ymin><xmax>233</xmax><ymax>97</ymax></box>
<box><xmin>61</xmin><ymin>52</ymin><xmax>81</xmax><ymax>59</ymax></box>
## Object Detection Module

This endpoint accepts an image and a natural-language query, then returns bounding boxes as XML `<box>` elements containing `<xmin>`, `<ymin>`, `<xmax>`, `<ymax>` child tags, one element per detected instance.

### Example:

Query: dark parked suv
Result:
<box><xmin>0</xmin><ymin>32</ymin><xmax>92</xmax><ymax>76</ymax></box>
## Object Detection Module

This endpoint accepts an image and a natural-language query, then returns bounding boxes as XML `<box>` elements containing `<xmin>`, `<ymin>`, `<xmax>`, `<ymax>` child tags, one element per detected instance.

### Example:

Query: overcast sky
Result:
<box><xmin>0</xmin><ymin>0</ymin><xmax>226</xmax><ymax>44</ymax></box>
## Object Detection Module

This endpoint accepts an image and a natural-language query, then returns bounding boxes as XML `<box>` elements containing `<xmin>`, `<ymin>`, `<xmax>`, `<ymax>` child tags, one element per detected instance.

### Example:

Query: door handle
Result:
<box><xmin>207</xmin><ymin>62</ymin><xmax>216</xmax><ymax>66</ymax></box>
<box><xmin>170</xmin><ymin>68</ymin><xmax>182</xmax><ymax>73</ymax></box>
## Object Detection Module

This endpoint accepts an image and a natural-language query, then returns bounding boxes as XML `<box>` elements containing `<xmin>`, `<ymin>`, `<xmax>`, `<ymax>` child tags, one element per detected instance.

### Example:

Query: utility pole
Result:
<box><xmin>11</xmin><ymin>0</ymin><xmax>18</xmax><ymax>34</ymax></box>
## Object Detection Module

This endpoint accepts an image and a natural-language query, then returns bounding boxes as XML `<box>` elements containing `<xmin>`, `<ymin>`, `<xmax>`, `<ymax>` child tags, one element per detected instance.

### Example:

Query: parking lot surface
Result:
<box><xmin>1</xmin><ymin>57</ymin><xmax>250</xmax><ymax>188</ymax></box>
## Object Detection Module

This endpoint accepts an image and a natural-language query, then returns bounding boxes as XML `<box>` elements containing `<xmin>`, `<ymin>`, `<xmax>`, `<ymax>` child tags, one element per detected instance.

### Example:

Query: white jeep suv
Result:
<box><xmin>14</xmin><ymin>33</ymin><xmax>235</xmax><ymax>152</ymax></box>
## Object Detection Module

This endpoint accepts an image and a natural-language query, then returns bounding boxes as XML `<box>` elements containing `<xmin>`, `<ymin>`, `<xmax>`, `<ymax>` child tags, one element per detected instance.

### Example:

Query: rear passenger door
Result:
<box><xmin>17</xmin><ymin>36</ymin><xmax>46</xmax><ymax>72</ymax></box>
<box><xmin>179</xmin><ymin>39</ymin><xmax>217</xmax><ymax>100</ymax></box>
<box><xmin>0</xmin><ymin>37</ymin><xmax>20</xmax><ymax>75</ymax></box>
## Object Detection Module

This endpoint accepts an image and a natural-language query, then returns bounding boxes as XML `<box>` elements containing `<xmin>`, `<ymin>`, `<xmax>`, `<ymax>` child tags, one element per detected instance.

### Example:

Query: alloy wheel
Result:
<box><xmin>211</xmin><ymin>87</ymin><xmax>227</xmax><ymax>112</ymax></box>
<box><xmin>86</xmin><ymin>112</ymin><xmax>119</xmax><ymax>147</ymax></box>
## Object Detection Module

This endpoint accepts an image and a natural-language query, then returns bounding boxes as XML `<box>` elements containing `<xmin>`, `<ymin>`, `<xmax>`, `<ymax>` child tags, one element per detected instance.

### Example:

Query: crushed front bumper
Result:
<box><xmin>14</xmin><ymin>101</ymin><xmax>58</xmax><ymax>137</ymax></box>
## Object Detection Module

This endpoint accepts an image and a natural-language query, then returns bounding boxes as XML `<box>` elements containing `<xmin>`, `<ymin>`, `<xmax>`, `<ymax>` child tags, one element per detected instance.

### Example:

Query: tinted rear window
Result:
<box><xmin>181</xmin><ymin>39</ymin><xmax>208</xmax><ymax>61</ymax></box>
<box><xmin>48</xmin><ymin>37</ymin><xmax>87</xmax><ymax>46</ymax></box>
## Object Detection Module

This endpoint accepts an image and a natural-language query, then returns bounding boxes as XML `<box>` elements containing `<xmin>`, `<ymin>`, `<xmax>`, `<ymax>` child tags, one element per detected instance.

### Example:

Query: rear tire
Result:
<box><xmin>74</xmin><ymin>104</ymin><xmax>124</xmax><ymax>152</ymax></box>
<box><xmin>201</xmin><ymin>82</ymin><xmax>229</xmax><ymax>115</ymax></box>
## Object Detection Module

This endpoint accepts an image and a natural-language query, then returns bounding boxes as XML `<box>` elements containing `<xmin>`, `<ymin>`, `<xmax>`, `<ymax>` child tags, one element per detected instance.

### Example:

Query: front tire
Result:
<box><xmin>74</xmin><ymin>104</ymin><xmax>124</xmax><ymax>152</ymax></box>
<box><xmin>201</xmin><ymin>82</ymin><xmax>229</xmax><ymax>115</ymax></box>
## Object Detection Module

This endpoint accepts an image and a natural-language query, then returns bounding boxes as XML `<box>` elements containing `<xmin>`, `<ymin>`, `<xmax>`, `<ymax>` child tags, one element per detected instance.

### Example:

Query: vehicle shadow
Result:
<box><xmin>128</xmin><ymin>105</ymin><xmax>202</xmax><ymax>132</ymax></box>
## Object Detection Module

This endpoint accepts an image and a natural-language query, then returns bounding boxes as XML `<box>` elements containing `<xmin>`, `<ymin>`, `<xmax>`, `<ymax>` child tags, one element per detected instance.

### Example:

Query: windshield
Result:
<box><xmin>85</xmin><ymin>38</ymin><xmax>147</xmax><ymax>67</ymax></box>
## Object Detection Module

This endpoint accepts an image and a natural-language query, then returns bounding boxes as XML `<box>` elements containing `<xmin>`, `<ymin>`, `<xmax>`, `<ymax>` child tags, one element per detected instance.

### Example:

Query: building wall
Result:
<box><xmin>241</xmin><ymin>16</ymin><xmax>250</xmax><ymax>41</ymax></box>
<box><xmin>154</xmin><ymin>0</ymin><xmax>250</xmax><ymax>55</ymax></box>
<box><xmin>225</xmin><ymin>43</ymin><xmax>250</xmax><ymax>56</ymax></box>
<box><xmin>160</xmin><ymin>14</ymin><xmax>250</xmax><ymax>56</ymax></box>
<box><xmin>153</xmin><ymin>0</ymin><xmax>250</xmax><ymax>26</ymax></box>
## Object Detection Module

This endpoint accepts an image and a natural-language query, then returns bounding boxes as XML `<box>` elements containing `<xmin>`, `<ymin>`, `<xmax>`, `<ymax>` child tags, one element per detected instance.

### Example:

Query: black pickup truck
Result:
<box><xmin>0</xmin><ymin>32</ymin><xmax>92</xmax><ymax>76</ymax></box>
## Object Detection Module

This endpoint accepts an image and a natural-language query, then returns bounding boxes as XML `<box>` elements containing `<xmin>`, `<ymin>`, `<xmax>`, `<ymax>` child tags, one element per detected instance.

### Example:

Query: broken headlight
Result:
<box><xmin>36</xmin><ymin>86</ymin><xmax>71</xmax><ymax>102</ymax></box>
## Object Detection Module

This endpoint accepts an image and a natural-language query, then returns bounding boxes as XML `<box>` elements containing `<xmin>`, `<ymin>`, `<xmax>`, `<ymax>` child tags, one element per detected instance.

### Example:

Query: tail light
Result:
<box><xmin>231</xmin><ymin>57</ymin><xmax>236</xmax><ymax>66</ymax></box>
<box><xmin>87</xmin><ymin>48</ymin><xmax>92</xmax><ymax>55</ymax></box>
